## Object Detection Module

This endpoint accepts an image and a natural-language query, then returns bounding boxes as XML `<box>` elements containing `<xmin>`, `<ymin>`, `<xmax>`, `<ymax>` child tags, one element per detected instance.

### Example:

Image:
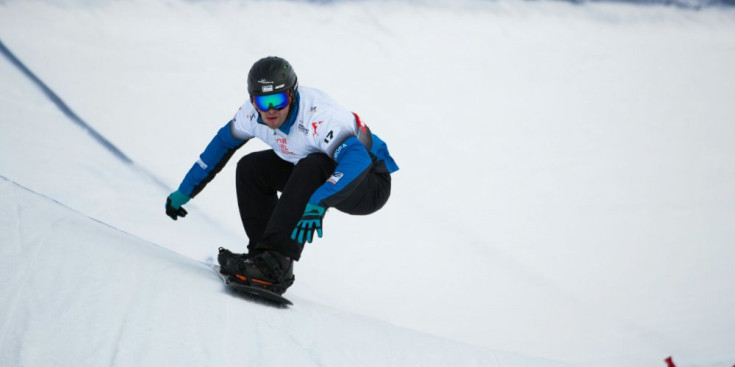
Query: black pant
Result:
<box><xmin>235</xmin><ymin>150</ymin><xmax>391</xmax><ymax>260</ymax></box>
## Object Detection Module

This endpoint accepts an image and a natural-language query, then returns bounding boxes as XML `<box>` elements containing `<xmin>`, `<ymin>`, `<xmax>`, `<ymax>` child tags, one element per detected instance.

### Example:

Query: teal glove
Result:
<box><xmin>166</xmin><ymin>190</ymin><xmax>190</xmax><ymax>220</ymax></box>
<box><xmin>291</xmin><ymin>204</ymin><xmax>326</xmax><ymax>244</ymax></box>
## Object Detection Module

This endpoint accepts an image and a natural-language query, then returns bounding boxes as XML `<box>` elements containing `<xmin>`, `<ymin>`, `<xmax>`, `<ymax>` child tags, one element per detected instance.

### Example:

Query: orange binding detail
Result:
<box><xmin>235</xmin><ymin>274</ymin><xmax>273</xmax><ymax>286</ymax></box>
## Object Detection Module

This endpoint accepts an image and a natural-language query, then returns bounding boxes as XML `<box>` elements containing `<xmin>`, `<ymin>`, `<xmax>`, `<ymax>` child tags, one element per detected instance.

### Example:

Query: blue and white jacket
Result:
<box><xmin>177</xmin><ymin>87</ymin><xmax>398</xmax><ymax>208</ymax></box>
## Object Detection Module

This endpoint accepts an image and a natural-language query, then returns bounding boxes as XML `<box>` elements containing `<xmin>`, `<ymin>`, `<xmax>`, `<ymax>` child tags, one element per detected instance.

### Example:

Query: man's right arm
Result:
<box><xmin>166</xmin><ymin>120</ymin><xmax>249</xmax><ymax>220</ymax></box>
<box><xmin>177</xmin><ymin>120</ymin><xmax>249</xmax><ymax>198</ymax></box>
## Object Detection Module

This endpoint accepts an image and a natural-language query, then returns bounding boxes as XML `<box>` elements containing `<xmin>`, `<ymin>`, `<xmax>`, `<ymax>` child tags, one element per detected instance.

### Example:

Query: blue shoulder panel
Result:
<box><xmin>369</xmin><ymin>134</ymin><xmax>399</xmax><ymax>173</ymax></box>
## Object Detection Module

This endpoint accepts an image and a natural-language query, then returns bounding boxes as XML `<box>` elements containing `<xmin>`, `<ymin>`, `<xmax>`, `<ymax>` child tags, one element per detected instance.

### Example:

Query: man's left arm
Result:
<box><xmin>291</xmin><ymin>135</ymin><xmax>372</xmax><ymax>244</ymax></box>
<box><xmin>310</xmin><ymin>135</ymin><xmax>372</xmax><ymax>208</ymax></box>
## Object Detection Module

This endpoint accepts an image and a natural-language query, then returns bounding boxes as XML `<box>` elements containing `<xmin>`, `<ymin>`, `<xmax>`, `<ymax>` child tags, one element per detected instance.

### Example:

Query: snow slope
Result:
<box><xmin>1</xmin><ymin>177</ymin><xmax>570</xmax><ymax>367</ymax></box>
<box><xmin>2</xmin><ymin>0</ymin><xmax>735</xmax><ymax>366</ymax></box>
<box><xmin>0</xmin><ymin>39</ymin><xmax>240</xmax><ymax>262</ymax></box>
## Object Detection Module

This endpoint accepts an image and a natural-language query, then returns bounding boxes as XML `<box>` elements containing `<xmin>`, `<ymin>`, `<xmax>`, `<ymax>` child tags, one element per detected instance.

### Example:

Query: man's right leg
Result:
<box><xmin>225</xmin><ymin>150</ymin><xmax>300</xmax><ymax>294</ymax></box>
<box><xmin>252</xmin><ymin>153</ymin><xmax>336</xmax><ymax>261</ymax></box>
<box><xmin>235</xmin><ymin>150</ymin><xmax>294</xmax><ymax>254</ymax></box>
<box><xmin>228</xmin><ymin>152</ymin><xmax>335</xmax><ymax>295</ymax></box>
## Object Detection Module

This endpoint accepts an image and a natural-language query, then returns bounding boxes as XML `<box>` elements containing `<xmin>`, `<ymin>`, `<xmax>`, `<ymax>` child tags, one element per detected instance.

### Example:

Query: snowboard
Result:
<box><xmin>212</xmin><ymin>264</ymin><xmax>293</xmax><ymax>306</ymax></box>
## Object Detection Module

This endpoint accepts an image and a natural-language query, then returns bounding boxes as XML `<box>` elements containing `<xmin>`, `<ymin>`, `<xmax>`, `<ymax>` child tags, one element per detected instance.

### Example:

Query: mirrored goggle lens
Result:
<box><xmin>254</xmin><ymin>92</ymin><xmax>290</xmax><ymax>111</ymax></box>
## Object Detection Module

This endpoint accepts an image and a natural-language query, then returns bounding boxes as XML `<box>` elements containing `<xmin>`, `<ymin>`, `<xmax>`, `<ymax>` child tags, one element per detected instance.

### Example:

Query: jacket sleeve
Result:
<box><xmin>178</xmin><ymin>121</ymin><xmax>248</xmax><ymax>198</ymax></box>
<box><xmin>308</xmin><ymin>135</ymin><xmax>372</xmax><ymax>208</ymax></box>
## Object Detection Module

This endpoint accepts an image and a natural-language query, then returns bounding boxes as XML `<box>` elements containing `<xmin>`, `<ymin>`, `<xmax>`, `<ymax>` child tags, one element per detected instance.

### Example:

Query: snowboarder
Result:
<box><xmin>165</xmin><ymin>56</ymin><xmax>398</xmax><ymax>296</ymax></box>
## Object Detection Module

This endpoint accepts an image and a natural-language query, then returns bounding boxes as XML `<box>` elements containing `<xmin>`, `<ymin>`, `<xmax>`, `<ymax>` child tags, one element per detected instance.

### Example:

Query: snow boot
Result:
<box><xmin>217</xmin><ymin>247</ymin><xmax>251</xmax><ymax>273</ymax></box>
<box><xmin>218</xmin><ymin>248</ymin><xmax>295</xmax><ymax>295</ymax></box>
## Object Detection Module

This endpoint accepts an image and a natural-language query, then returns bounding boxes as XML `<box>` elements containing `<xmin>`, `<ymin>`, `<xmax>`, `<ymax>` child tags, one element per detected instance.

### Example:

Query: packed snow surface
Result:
<box><xmin>2</xmin><ymin>177</ymin><xmax>571</xmax><ymax>367</ymax></box>
<box><xmin>1</xmin><ymin>0</ymin><xmax>734</xmax><ymax>366</ymax></box>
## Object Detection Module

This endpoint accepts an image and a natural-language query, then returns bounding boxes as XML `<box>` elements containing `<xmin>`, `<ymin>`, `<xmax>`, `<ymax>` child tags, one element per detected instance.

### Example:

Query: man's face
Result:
<box><xmin>257</xmin><ymin>104</ymin><xmax>290</xmax><ymax>129</ymax></box>
<box><xmin>252</xmin><ymin>91</ymin><xmax>291</xmax><ymax>129</ymax></box>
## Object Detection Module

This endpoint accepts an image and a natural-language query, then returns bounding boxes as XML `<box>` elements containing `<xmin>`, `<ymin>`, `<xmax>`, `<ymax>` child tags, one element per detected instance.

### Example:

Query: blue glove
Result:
<box><xmin>291</xmin><ymin>204</ymin><xmax>326</xmax><ymax>244</ymax></box>
<box><xmin>166</xmin><ymin>190</ymin><xmax>190</xmax><ymax>220</ymax></box>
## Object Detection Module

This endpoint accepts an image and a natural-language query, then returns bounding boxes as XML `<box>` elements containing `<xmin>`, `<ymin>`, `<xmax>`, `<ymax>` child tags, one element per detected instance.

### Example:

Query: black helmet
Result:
<box><xmin>247</xmin><ymin>56</ymin><xmax>298</xmax><ymax>97</ymax></box>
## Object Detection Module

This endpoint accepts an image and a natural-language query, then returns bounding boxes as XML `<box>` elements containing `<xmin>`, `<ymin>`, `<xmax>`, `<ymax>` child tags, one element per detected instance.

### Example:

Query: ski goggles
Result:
<box><xmin>252</xmin><ymin>91</ymin><xmax>291</xmax><ymax>111</ymax></box>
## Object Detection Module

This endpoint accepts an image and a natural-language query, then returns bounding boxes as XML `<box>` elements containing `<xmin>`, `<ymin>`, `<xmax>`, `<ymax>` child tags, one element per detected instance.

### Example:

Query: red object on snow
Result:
<box><xmin>665</xmin><ymin>356</ymin><xmax>676</xmax><ymax>367</ymax></box>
